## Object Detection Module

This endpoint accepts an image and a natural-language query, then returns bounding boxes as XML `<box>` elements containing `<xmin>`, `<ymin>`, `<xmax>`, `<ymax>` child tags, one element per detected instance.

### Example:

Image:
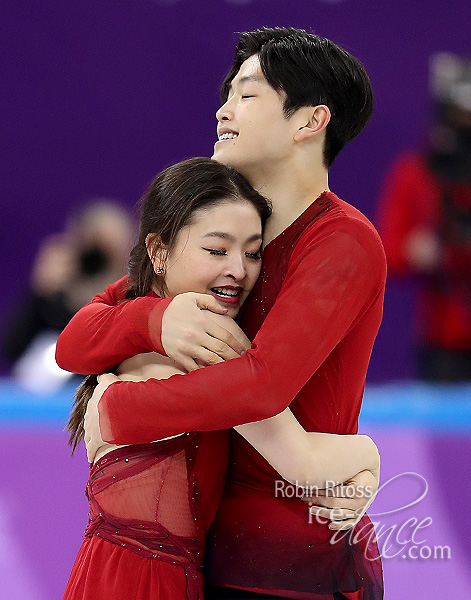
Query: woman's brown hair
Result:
<box><xmin>67</xmin><ymin>157</ymin><xmax>271</xmax><ymax>453</ymax></box>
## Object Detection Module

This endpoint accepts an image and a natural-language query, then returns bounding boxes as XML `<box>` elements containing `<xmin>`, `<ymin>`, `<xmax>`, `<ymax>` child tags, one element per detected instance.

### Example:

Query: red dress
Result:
<box><xmin>58</xmin><ymin>192</ymin><xmax>386</xmax><ymax>599</ymax></box>
<box><xmin>63</xmin><ymin>432</ymin><xmax>230</xmax><ymax>600</ymax></box>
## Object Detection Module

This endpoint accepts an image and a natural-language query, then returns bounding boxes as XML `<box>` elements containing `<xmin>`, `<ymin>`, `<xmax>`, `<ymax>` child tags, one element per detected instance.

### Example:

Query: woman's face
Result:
<box><xmin>161</xmin><ymin>200</ymin><xmax>263</xmax><ymax>318</ymax></box>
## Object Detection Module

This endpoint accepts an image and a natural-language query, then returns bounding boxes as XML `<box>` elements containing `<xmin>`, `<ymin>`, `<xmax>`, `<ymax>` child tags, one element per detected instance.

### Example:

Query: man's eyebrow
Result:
<box><xmin>228</xmin><ymin>74</ymin><xmax>261</xmax><ymax>93</ymax></box>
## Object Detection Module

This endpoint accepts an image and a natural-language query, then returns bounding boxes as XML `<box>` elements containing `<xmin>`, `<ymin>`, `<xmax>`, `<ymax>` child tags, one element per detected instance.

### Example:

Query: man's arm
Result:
<box><xmin>55</xmin><ymin>276</ymin><xmax>172</xmax><ymax>374</ymax></box>
<box><xmin>55</xmin><ymin>277</ymin><xmax>246</xmax><ymax>374</ymax></box>
<box><xmin>98</xmin><ymin>222</ymin><xmax>386</xmax><ymax>444</ymax></box>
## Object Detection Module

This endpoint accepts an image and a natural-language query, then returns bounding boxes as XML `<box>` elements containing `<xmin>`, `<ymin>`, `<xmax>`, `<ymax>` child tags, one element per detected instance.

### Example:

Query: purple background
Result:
<box><xmin>2</xmin><ymin>0</ymin><xmax>471</xmax><ymax>380</ymax></box>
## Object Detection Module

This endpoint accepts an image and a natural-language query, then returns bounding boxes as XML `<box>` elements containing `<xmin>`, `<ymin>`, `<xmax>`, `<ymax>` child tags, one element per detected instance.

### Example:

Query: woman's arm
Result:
<box><xmin>235</xmin><ymin>409</ymin><xmax>379</xmax><ymax>489</ymax></box>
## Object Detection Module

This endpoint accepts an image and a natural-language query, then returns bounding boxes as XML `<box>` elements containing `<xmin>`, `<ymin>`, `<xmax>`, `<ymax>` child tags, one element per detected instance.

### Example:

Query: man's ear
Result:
<box><xmin>294</xmin><ymin>105</ymin><xmax>331</xmax><ymax>142</ymax></box>
<box><xmin>145</xmin><ymin>233</ymin><xmax>167</xmax><ymax>275</ymax></box>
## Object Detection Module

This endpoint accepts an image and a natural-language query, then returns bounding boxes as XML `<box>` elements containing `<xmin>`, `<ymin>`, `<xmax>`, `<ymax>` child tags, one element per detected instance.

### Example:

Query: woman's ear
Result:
<box><xmin>294</xmin><ymin>105</ymin><xmax>331</xmax><ymax>142</ymax></box>
<box><xmin>145</xmin><ymin>233</ymin><xmax>166</xmax><ymax>275</ymax></box>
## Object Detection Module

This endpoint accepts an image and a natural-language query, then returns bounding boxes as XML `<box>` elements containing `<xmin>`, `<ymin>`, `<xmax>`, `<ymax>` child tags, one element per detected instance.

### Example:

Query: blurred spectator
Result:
<box><xmin>378</xmin><ymin>53</ymin><xmax>471</xmax><ymax>382</ymax></box>
<box><xmin>2</xmin><ymin>200</ymin><xmax>134</xmax><ymax>392</ymax></box>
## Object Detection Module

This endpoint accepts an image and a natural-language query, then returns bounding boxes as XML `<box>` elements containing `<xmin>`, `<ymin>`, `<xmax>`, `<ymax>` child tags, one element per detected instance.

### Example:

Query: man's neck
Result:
<box><xmin>253</xmin><ymin>165</ymin><xmax>330</xmax><ymax>246</ymax></box>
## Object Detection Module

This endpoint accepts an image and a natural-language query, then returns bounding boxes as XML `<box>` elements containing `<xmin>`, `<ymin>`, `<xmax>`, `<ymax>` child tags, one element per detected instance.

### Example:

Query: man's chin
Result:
<box><xmin>211</xmin><ymin>152</ymin><xmax>247</xmax><ymax>176</ymax></box>
<box><xmin>211</xmin><ymin>149</ymin><xmax>231</xmax><ymax>166</ymax></box>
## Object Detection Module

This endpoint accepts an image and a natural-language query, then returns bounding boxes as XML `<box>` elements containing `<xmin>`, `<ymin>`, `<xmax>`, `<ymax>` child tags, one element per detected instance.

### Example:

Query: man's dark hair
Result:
<box><xmin>221</xmin><ymin>27</ymin><xmax>374</xmax><ymax>168</ymax></box>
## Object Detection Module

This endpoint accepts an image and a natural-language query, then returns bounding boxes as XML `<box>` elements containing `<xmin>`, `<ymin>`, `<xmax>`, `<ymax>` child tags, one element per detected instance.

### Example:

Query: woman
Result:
<box><xmin>64</xmin><ymin>158</ymin><xmax>379</xmax><ymax>600</ymax></box>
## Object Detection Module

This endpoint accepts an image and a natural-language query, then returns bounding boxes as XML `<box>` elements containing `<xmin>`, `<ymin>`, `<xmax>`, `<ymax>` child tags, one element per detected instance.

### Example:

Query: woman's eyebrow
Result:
<box><xmin>246</xmin><ymin>233</ymin><xmax>263</xmax><ymax>243</ymax></box>
<box><xmin>202</xmin><ymin>232</ymin><xmax>262</xmax><ymax>243</ymax></box>
<box><xmin>202</xmin><ymin>232</ymin><xmax>235</xmax><ymax>241</ymax></box>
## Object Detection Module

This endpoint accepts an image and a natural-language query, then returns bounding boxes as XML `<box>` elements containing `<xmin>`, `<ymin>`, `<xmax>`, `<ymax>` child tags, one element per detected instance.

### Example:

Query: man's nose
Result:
<box><xmin>216</xmin><ymin>97</ymin><xmax>233</xmax><ymax>122</ymax></box>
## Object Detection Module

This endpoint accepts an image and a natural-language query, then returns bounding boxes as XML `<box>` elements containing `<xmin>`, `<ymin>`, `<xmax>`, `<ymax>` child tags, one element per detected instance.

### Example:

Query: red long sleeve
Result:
<box><xmin>55</xmin><ymin>276</ymin><xmax>172</xmax><ymax>374</ymax></box>
<box><xmin>99</xmin><ymin>212</ymin><xmax>386</xmax><ymax>444</ymax></box>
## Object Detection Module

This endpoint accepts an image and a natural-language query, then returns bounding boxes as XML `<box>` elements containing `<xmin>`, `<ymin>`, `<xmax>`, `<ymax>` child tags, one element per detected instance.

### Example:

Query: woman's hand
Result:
<box><xmin>84</xmin><ymin>373</ymin><xmax>120</xmax><ymax>463</ymax></box>
<box><xmin>306</xmin><ymin>469</ymin><xmax>379</xmax><ymax>531</ymax></box>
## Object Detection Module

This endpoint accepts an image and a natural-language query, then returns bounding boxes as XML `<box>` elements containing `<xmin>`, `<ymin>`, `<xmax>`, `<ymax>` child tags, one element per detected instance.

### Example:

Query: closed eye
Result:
<box><xmin>203</xmin><ymin>248</ymin><xmax>226</xmax><ymax>256</ymax></box>
<box><xmin>246</xmin><ymin>252</ymin><xmax>262</xmax><ymax>260</ymax></box>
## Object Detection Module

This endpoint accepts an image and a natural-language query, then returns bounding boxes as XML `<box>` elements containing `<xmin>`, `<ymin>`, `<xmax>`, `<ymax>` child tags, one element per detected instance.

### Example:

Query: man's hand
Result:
<box><xmin>306</xmin><ymin>469</ymin><xmax>379</xmax><ymax>531</ymax></box>
<box><xmin>160</xmin><ymin>292</ymin><xmax>247</xmax><ymax>372</ymax></box>
<box><xmin>84</xmin><ymin>373</ymin><xmax>119</xmax><ymax>463</ymax></box>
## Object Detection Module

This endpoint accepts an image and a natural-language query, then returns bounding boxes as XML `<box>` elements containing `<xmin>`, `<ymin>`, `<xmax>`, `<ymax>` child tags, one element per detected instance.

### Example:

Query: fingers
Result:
<box><xmin>171</xmin><ymin>329</ymin><xmax>246</xmax><ymax>368</ymax></box>
<box><xmin>175</xmin><ymin>347</ymin><xmax>232</xmax><ymax>372</ymax></box>
<box><xmin>194</xmin><ymin>293</ymin><xmax>228</xmax><ymax>315</ymax></box>
<box><xmin>201</xmin><ymin>335</ymin><xmax>243</xmax><ymax>361</ymax></box>
<box><xmin>309</xmin><ymin>495</ymin><xmax>361</xmax><ymax>511</ymax></box>
<box><xmin>315</xmin><ymin>483</ymin><xmax>360</xmax><ymax>499</ymax></box>
<box><xmin>175</xmin><ymin>355</ymin><xmax>203</xmax><ymax>373</ymax></box>
<box><xmin>204</xmin><ymin>319</ymin><xmax>248</xmax><ymax>357</ymax></box>
<box><xmin>162</xmin><ymin>293</ymin><xmax>247</xmax><ymax>365</ymax></box>
<box><xmin>310</xmin><ymin>505</ymin><xmax>357</xmax><ymax>522</ymax></box>
<box><xmin>309</xmin><ymin>505</ymin><xmax>360</xmax><ymax>530</ymax></box>
<box><xmin>328</xmin><ymin>518</ymin><xmax>359</xmax><ymax>531</ymax></box>
<box><xmin>97</xmin><ymin>373</ymin><xmax>119</xmax><ymax>386</ymax></box>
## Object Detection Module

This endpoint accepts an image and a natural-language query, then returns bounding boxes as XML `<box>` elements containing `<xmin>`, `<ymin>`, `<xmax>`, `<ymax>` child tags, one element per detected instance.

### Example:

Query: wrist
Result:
<box><xmin>360</xmin><ymin>435</ymin><xmax>380</xmax><ymax>472</ymax></box>
<box><xmin>148</xmin><ymin>296</ymin><xmax>174</xmax><ymax>356</ymax></box>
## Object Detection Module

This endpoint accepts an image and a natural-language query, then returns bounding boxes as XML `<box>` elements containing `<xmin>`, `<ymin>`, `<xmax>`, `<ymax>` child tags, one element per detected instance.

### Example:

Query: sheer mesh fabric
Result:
<box><xmin>84</xmin><ymin>434</ymin><xmax>204</xmax><ymax>600</ymax></box>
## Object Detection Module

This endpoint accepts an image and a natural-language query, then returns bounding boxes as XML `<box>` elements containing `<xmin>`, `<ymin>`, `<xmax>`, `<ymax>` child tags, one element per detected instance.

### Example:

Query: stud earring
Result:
<box><xmin>156</xmin><ymin>267</ymin><xmax>164</xmax><ymax>274</ymax></box>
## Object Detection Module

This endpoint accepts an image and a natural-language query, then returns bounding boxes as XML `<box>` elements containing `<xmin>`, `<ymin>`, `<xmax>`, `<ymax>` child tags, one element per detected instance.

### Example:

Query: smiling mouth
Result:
<box><xmin>218</xmin><ymin>132</ymin><xmax>238</xmax><ymax>141</ymax></box>
<box><xmin>210</xmin><ymin>286</ymin><xmax>241</xmax><ymax>304</ymax></box>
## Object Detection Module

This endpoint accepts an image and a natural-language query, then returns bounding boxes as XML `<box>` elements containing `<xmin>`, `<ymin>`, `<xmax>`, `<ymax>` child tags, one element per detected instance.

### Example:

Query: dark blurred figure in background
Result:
<box><xmin>379</xmin><ymin>53</ymin><xmax>471</xmax><ymax>382</ymax></box>
<box><xmin>2</xmin><ymin>200</ymin><xmax>134</xmax><ymax>392</ymax></box>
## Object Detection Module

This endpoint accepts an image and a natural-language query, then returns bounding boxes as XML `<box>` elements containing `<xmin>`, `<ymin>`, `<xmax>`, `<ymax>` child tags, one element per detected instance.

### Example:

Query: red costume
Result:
<box><xmin>58</xmin><ymin>192</ymin><xmax>386</xmax><ymax>599</ymax></box>
<box><xmin>63</xmin><ymin>433</ymin><xmax>230</xmax><ymax>600</ymax></box>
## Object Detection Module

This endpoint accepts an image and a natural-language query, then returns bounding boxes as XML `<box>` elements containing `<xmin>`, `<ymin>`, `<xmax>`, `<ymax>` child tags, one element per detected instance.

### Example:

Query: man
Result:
<box><xmin>57</xmin><ymin>28</ymin><xmax>385</xmax><ymax>599</ymax></box>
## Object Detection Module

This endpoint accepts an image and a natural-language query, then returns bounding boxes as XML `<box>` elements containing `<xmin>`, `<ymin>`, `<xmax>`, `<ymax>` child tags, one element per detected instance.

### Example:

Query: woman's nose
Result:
<box><xmin>224</xmin><ymin>255</ymin><xmax>247</xmax><ymax>281</ymax></box>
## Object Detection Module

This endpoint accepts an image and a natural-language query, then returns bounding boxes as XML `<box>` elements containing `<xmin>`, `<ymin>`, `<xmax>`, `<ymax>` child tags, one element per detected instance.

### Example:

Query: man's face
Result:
<box><xmin>212</xmin><ymin>55</ymin><xmax>298</xmax><ymax>182</ymax></box>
